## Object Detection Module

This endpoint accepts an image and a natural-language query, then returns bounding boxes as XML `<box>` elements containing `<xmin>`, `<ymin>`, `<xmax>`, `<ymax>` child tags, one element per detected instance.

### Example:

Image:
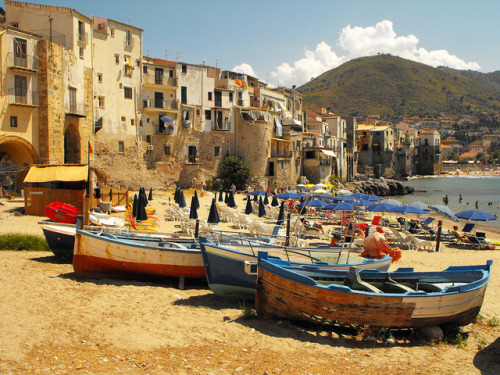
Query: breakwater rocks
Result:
<box><xmin>353</xmin><ymin>177</ymin><xmax>414</xmax><ymax>197</ymax></box>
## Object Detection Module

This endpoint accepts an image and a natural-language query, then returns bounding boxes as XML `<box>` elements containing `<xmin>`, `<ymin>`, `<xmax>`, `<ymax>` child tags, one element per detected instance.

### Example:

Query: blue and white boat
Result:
<box><xmin>199</xmin><ymin>237</ymin><xmax>392</xmax><ymax>300</ymax></box>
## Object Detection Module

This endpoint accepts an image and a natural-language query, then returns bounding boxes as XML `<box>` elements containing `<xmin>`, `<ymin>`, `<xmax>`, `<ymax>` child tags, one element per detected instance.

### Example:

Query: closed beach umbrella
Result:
<box><xmin>245</xmin><ymin>197</ymin><xmax>253</xmax><ymax>215</ymax></box>
<box><xmin>429</xmin><ymin>204</ymin><xmax>459</xmax><ymax>222</ymax></box>
<box><xmin>218</xmin><ymin>188</ymin><xmax>224</xmax><ymax>202</ymax></box>
<box><xmin>227</xmin><ymin>191</ymin><xmax>236</xmax><ymax>208</ymax></box>
<box><xmin>258</xmin><ymin>196</ymin><xmax>266</xmax><ymax>217</ymax></box>
<box><xmin>189</xmin><ymin>196</ymin><xmax>198</xmax><ymax>220</ymax></box>
<box><xmin>271</xmin><ymin>195</ymin><xmax>279</xmax><ymax>207</ymax></box>
<box><xmin>456</xmin><ymin>210</ymin><xmax>497</xmax><ymax>221</ymax></box>
<box><xmin>174</xmin><ymin>188</ymin><xmax>179</xmax><ymax>203</ymax></box>
<box><xmin>207</xmin><ymin>198</ymin><xmax>220</xmax><ymax>225</ymax></box>
<box><xmin>253</xmin><ymin>194</ymin><xmax>258</xmax><ymax>202</ymax></box>
<box><xmin>178</xmin><ymin>189</ymin><xmax>187</xmax><ymax>208</ymax></box>
<box><xmin>193</xmin><ymin>189</ymin><xmax>200</xmax><ymax>209</ymax></box>
<box><xmin>132</xmin><ymin>194</ymin><xmax>138</xmax><ymax>217</ymax></box>
<box><xmin>148</xmin><ymin>187</ymin><xmax>153</xmax><ymax>201</ymax></box>
<box><xmin>276</xmin><ymin>200</ymin><xmax>285</xmax><ymax>225</ymax></box>
<box><xmin>224</xmin><ymin>191</ymin><xmax>229</xmax><ymax>204</ymax></box>
<box><xmin>136</xmin><ymin>195</ymin><xmax>148</xmax><ymax>221</ymax></box>
<box><xmin>263</xmin><ymin>192</ymin><xmax>269</xmax><ymax>205</ymax></box>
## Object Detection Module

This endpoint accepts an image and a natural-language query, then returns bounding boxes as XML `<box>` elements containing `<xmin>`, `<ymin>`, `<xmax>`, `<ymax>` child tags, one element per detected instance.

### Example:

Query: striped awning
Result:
<box><xmin>24</xmin><ymin>165</ymin><xmax>88</xmax><ymax>183</ymax></box>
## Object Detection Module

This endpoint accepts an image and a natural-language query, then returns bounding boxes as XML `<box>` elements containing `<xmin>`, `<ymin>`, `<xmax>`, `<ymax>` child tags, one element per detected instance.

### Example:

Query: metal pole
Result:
<box><xmin>435</xmin><ymin>220</ymin><xmax>442</xmax><ymax>252</ymax></box>
<box><xmin>285</xmin><ymin>213</ymin><xmax>291</xmax><ymax>246</ymax></box>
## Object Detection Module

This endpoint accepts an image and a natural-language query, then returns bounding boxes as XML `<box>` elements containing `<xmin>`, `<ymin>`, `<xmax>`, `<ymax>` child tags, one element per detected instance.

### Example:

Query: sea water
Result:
<box><xmin>396</xmin><ymin>175</ymin><xmax>500</xmax><ymax>228</ymax></box>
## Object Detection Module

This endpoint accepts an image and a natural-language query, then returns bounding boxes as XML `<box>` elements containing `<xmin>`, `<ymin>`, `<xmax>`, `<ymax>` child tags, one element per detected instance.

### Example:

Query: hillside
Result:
<box><xmin>437</xmin><ymin>67</ymin><xmax>500</xmax><ymax>91</ymax></box>
<box><xmin>297</xmin><ymin>55</ymin><xmax>500</xmax><ymax>119</ymax></box>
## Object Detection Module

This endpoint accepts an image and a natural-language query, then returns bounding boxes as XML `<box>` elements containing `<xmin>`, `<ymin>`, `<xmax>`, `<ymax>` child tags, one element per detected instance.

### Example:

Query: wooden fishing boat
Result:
<box><xmin>42</xmin><ymin>224</ymin><xmax>77</xmax><ymax>259</ymax></box>
<box><xmin>255</xmin><ymin>254</ymin><xmax>492</xmax><ymax>329</ymax></box>
<box><xmin>44</xmin><ymin>202</ymin><xmax>81</xmax><ymax>224</ymax></box>
<box><xmin>73</xmin><ymin>216</ymin><xmax>204</xmax><ymax>280</ymax></box>
<box><xmin>200</xmin><ymin>237</ymin><xmax>392</xmax><ymax>300</ymax></box>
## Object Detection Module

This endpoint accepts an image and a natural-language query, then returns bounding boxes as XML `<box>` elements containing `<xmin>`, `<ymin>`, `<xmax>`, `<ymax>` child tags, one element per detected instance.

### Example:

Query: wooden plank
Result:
<box><xmin>24</xmin><ymin>187</ymin><xmax>85</xmax><ymax>216</ymax></box>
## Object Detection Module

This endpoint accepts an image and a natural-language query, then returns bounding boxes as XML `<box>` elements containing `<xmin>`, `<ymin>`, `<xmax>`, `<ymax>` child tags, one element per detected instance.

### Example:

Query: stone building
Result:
<box><xmin>416</xmin><ymin>129</ymin><xmax>442</xmax><ymax>175</ymax></box>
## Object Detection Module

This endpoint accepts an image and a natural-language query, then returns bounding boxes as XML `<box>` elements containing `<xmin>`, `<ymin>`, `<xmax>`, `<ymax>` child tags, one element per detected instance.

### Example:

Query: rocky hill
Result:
<box><xmin>297</xmin><ymin>54</ymin><xmax>500</xmax><ymax>120</ymax></box>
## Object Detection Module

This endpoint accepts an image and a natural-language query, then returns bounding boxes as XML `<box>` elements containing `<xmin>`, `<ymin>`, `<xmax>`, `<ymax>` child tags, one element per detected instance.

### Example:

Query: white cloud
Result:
<box><xmin>232</xmin><ymin>63</ymin><xmax>258</xmax><ymax>78</ymax></box>
<box><xmin>237</xmin><ymin>20</ymin><xmax>481</xmax><ymax>87</ymax></box>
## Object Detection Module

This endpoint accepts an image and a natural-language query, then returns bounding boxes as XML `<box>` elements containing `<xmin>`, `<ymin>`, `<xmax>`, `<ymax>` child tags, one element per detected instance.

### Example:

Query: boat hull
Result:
<box><xmin>42</xmin><ymin>224</ymin><xmax>76</xmax><ymax>259</ymax></box>
<box><xmin>200</xmin><ymin>241</ymin><xmax>392</xmax><ymax>300</ymax></box>
<box><xmin>45</xmin><ymin>202</ymin><xmax>80</xmax><ymax>224</ymax></box>
<box><xmin>73</xmin><ymin>230</ymin><xmax>205</xmax><ymax>279</ymax></box>
<box><xmin>256</xmin><ymin>258</ymin><xmax>491</xmax><ymax>328</ymax></box>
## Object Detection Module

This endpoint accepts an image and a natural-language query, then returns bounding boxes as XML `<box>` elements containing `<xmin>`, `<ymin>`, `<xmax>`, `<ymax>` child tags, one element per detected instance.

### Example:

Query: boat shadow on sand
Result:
<box><xmin>473</xmin><ymin>337</ymin><xmax>500</xmax><ymax>374</ymax></box>
<box><xmin>30</xmin><ymin>254</ymin><xmax>72</xmax><ymax>264</ymax></box>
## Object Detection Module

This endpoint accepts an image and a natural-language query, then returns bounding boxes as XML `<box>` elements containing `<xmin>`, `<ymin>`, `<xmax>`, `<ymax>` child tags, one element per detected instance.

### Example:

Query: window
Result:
<box><xmin>125</xmin><ymin>29</ymin><xmax>132</xmax><ymax>45</ymax></box>
<box><xmin>14</xmin><ymin>75</ymin><xmax>27</xmax><ymax>103</ymax></box>
<box><xmin>229</xmin><ymin>92</ymin><xmax>233</xmax><ymax>102</ymax></box>
<box><xmin>188</xmin><ymin>145</ymin><xmax>197</xmax><ymax>163</ymax></box>
<box><xmin>214</xmin><ymin>146</ymin><xmax>220</xmax><ymax>157</ymax></box>
<box><xmin>79</xmin><ymin>47</ymin><xmax>84</xmax><ymax>59</ymax></box>
<box><xmin>121</xmin><ymin>116</ymin><xmax>126</xmax><ymax>121</ymax></box>
<box><xmin>146</xmin><ymin>135</ymin><xmax>151</xmax><ymax>143</ymax></box>
<box><xmin>208</xmin><ymin>92</ymin><xmax>213</xmax><ymax>101</ymax></box>
<box><xmin>124</xmin><ymin>55</ymin><xmax>133</xmax><ymax>76</ymax></box>
<box><xmin>205</xmin><ymin>110</ymin><xmax>211</xmax><ymax>120</ymax></box>
<box><xmin>169</xmin><ymin>70</ymin><xmax>174</xmax><ymax>77</ymax></box>
<box><xmin>115</xmin><ymin>54</ymin><xmax>120</xmax><ymax>64</ymax></box>
<box><xmin>110</xmin><ymin>28</ymin><xmax>115</xmax><ymax>37</ymax></box>
<box><xmin>68</xmin><ymin>87</ymin><xmax>77</xmax><ymax>113</ymax></box>
<box><xmin>182</xmin><ymin>64</ymin><xmax>187</xmax><ymax>73</ymax></box>
<box><xmin>10</xmin><ymin>116</ymin><xmax>18</xmax><ymax>128</ymax></box>
<box><xmin>130</xmin><ymin>119</ymin><xmax>134</xmax><ymax>125</ymax></box>
<box><xmin>11</xmin><ymin>23</ymin><xmax>19</xmax><ymax>28</ymax></box>
<box><xmin>78</xmin><ymin>21</ymin><xmax>84</xmax><ymax>41</ymax></box>
<box><xmin>97</xmin><ymin>73</ymin><xmax>103</xmax><ymax>82</ymax></box>
<box><xmin>181</xmin><ymin>86</ymin><xmax>187</xmax><ymax>104</ymax></box>
<box><xmin>164</xmin><ymin>145</ymin><xmax>171</xmax><ymax>155</ymax></box>
<box><xmin>118</xmin><ymin>141</ymin><xmax>124</xmax><ymax>153</ymax></box>
<box><xmin>97</xmin><ymin>96</ymin><xmax>105</xmax><ymax>108</ymax></box>
<box><xmin>124</xmin><ymin>87</ymin><xmax>132</xmax><ymax>99</ymax></box>
<box><xmin>14</xmin><ymin>38</ymin><xmax>27</xmax><ymax>67</ymax></box>
<box><xmin>143</xmin><ymin>66</ymin><xmax>148</xmax><ymax>74</ymax></box>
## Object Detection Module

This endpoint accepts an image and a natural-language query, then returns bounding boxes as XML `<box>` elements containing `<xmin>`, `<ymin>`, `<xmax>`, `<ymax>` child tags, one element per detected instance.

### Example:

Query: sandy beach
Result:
<box><xmin>0</xmin><ymin>191</ymin><xmax>499</xmax><ymax>374</ymax></box>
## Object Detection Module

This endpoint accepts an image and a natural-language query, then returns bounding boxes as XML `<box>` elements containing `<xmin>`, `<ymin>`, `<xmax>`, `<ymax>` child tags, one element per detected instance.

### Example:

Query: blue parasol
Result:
<box><xmin>275</xmin><ymin>192</ymin><xmax>302</xmax><ymax>200</ymax></box>
<box><xmin>366</xmin><ymin>203</ymin><xmax>397</xmax><ymax>212</ymax></box>
<box><xmin>381</xmin><ymin>198</ymin><xmax>403</xmax><ymax>207</ymax></box>
<box><xmin>391</xmin><ymin>205</ymin><xmax>428</xmax><ymax>215</ymax></box>
<box><xmin>324</xmin><ymin>201</ymin><xmax>355</xmax><ymax>211</ymax></box>
<box><xmin>429</xmin><ymin>204</ymin><xmax>459</xmax><ymax>222</ymax></box>
<box><xmin>456</xmin><ymin>210</ymin><xmax>497</xmax><ymax>221</ymax></box>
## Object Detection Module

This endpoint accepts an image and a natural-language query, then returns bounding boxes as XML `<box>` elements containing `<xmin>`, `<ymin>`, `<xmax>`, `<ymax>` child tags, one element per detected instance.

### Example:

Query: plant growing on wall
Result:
<box><xmin>218</xmin><ymin>155</ymin><xmax>251</xmax><ymax>190</ymax></box>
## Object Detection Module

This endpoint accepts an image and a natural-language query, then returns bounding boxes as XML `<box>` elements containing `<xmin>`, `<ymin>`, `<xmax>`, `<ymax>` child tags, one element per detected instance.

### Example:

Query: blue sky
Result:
<box><xmin>3</xmin><ymin>0</ymin><xmax>499</xmax><ymax>87</ymax></box>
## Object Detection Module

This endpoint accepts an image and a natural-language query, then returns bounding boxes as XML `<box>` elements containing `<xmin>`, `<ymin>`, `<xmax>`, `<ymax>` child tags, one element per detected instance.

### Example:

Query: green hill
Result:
<box><xmin>297</xmin><ymin>54</ymin><xmax>500</xmax><ymax>120</ymax></box>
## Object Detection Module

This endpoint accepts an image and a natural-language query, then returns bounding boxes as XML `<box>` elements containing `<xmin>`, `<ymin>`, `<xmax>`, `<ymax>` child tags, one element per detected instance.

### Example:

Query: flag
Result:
<box><xmin>88</xmin><ymin>141</ymin><xmax>93</xmax><ymax>153</ymax></box>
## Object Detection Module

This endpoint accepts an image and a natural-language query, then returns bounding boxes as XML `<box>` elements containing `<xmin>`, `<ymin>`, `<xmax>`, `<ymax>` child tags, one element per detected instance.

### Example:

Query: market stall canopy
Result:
<box><xmin>24</xmin><ymin>165</ymin><xmax>88</xmax><ymax>183</ymax></box>
<box><xmin>320</xmin><ymin>150</ymin><xmax>336</xmax><ymax>157</ymax></box>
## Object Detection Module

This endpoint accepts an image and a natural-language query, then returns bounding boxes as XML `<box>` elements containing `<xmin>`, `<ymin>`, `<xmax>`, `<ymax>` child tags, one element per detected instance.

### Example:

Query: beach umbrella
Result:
<box><xmin>324</xmin><ymin>201</ymin><xmax>355</xmax><ymax>211</ymax></box>
<box><xmin>174</xmin><ymin>188</ymin><xmax>179</xmax><ymax>203</ymax></box>
<box><xmin>312</xmin><ymin>183</ymin><xmax>327</xmax><ymax>190</ymax></box>
<box><xmin>271</xmin><ymin>195</ymin><xmax>279</xmax><ymax>207</ymax></box>
<box><xmin>391</xmin><ymin>205</ymin><xmax>428</xmax><ymax>215</ymax></box>
<box><xmin>227</xmin><ymin>191</ymin><xmax>237</xmax><ymax>208</ymax></box>
<box><xmin>382</xmin><ymin>198</ymin><xmax>403</xmax><ymax>207</ymax></box>
<box><xmin>351</xmin><ymin>193</ymin><xmax>382</xmax><ymax>201</ymax></box>
<box><xmin>207</xmin><ymin>198</ymin><xmax>220</xmax><ymax>225</ymax></box>
<box><xmin>356</xmin><ymin>199</ymin><xmax>376</xmax><ymax>208</ymax></box>
<box><xmin>258</xmin><ymin>196</ymin><xmax>266</xmax><ymax>217</ymax></box>
<box><xmin>224</xmin><ymin>191</ymin><xmax>229</xmax><ymax>204</ymax></box>
<box><xmin>189</xmin><ymin>196</ymin><xmax>198</xmax><ymax>220</ymax></box>
<box><xmin>148</xmin><ymin>187</ymin><xmax>153</xmax><ymax>201</ymax></box>
<box><xmin>297</xmin><ymin>199</ymin><xmax>328</xmax><ymax>209</ymax></box>
<box><xmin>456</xmin><ymin>210</ymin><xmax>497</xmax><ymax>221</ymax></box>
<box><xmin>178</xmin><ymin>189</ymin><xmax>187</xmax><ymax>208</ymax></box>
<box><xmin>136</xmin><ymin>195</ymin><xmax>148</xmax><ymax>221</ymax></box>
<box><xmin>296</xmin><ymin>184</ymin><xmax>309</xmax><ymax>192</ymax></box>
<box><xmin>276</xmin><ymin>192</ymin><xmax>302</xmax><ymax>200</ymax></box>
<box><xmin>141</xmin><ymin>186</ymin><xmax>148</xmax><ymax>206</ymax></box>
<box><xmin>244</xmin><ymin>197</ymin><xmax>253</xmax><ymax>215</ymax></box>
<box><xmin>366</xmin><ymin>203</ymin><xmax>397</xmax><ymax>212</ymax></box>
<box><xmin>132</xmin><ymin>194</ymin><xmax>138</xmax><ymax>217</ymax></box>
<box><xmin>193</xmin><ymin>189</ymin><xmax>200</xmax><ymax>209</ymax></box>
<box><xmin>336</xmin><ymin>189</ymin><xmax>352</xmax><ymax>196</ymax></box>
<box><xmin>408</xmin><ymin>201</ymin><xmax>430</xmax><ymax>211</ymax></box>
<box><xmin>313</xmin><ymin>189</ymin><xmax>328</xmax><ymax>193</ymax></box>
<box><xmin>218</xmin><ymin>188</ymin><xmax>224</xmax><ymax>202</ymax></box>
<box><xmin>276</xmin><ymin>200</ymin><xmax>285</xmax><ymax>225</ymax></box>
<box><xmin>263</xmin><ymin>192</ymin><xmax>269</xmax><ymax>205</ymax></box>
<box><xmin>429</xmin><ymin>204</ymin><xmax>459</xmax><ymax>222</ymax></box>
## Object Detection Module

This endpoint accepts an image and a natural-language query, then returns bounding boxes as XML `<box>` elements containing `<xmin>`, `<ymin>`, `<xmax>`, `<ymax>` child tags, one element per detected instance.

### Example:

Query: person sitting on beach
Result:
<box><xmin>344</xmin><ymin>223</ymin><xmax>365</xmax><ymax>242</ymax></box>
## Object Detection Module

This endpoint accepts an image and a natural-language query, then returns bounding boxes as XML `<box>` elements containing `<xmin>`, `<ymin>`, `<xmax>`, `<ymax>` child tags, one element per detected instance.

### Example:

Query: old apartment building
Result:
<box><xmin>0</xmin><ymin>1</ymin><xmax>355</xmax><ymax>192</ymax></box>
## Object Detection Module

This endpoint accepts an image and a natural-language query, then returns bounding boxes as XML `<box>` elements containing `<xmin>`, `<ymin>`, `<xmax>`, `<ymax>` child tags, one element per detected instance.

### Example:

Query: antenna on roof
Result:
<box><xmin>175</xmin><ymin>52</ymin><xmax>182</xmax><ymax>62</ymax></box>
<box><xmin>216</xmin><ymin>59</ymin><xmax>223</xmax><ymax>68</ymax></box>
<box><xmin>164</xmin><ymin>50</ymin><xmax>169</xmax><ymax>59</ymax></box>
<box><xmin>127</xmin><ymin>19</ymin><xmax>135</xmax><ymax>25</ymax></box>
<box><xmin>146</xmin><ymin>49</ymin><xmax>151</xmax><ymax>57</ymax></box>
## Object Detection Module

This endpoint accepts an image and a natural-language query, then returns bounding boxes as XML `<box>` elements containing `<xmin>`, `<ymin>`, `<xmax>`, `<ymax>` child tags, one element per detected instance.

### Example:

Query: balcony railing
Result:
<box><xmin>143</xmin><ymin>74</ymin><xmax>178</xmax><ymax>87</ymax></box>
<box><xmin>66</xmin><ymin>101</ymin><xmax>88</xmax><ymax>117</ymax></box>
<box><xmin>211</xmin><ymin>121</ymin><xmax>231</xmax><ymax>131</ymax></box>
<box><xmin>77</xmin><ymin>32</ymin><xmax>88</xmax><ymax>44</ymax></box>
<box><xmin>143</xmin><ymin>99</ymin><xmax>178</xmax><ymax>110</ymax></box>
<box><xmin>6</xmin><ymin>52</ymin><xmax>38</xmax><ymax>71</ymax></box>
<box><xmin>8</xmin><ymin>89</ymin><xmax>38</xmax><ymax>106</ymax></box>
<box><xmin>187</xmin><ymin>155</ymin><xmax>199</xmax><ymax>164</ymax></box>
<box><xmin>124</xmin><ymin>38</ymin><xmax>134</xmax><ymax>49</ymax></box>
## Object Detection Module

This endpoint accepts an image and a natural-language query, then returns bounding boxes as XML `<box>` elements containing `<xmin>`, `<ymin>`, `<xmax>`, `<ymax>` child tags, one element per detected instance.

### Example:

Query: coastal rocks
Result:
<box><xmin>354</xmin><ymin>177</ymin><xmax>414</xmax><ymax>197</ymax></box>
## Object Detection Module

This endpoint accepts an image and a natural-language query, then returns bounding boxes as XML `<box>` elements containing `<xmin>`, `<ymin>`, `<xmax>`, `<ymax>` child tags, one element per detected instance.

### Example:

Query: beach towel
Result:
<box><xmin>361</xmin><ymin>232</ymin><xmax>402</xmax><ymax>262</ymax></box>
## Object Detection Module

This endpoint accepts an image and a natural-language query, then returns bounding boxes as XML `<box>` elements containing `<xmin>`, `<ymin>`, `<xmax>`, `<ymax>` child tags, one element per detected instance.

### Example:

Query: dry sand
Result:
<box><xmin>0</xmin><ymin>191</ymin><xmax>499</xmax><ymax>375</ymax></box>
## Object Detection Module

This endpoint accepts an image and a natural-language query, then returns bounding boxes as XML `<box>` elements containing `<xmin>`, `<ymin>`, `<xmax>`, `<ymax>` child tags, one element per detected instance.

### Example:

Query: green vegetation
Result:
<box><xmin>239</xmin><ymin>301</ymin><xmax>257</xmax><ymax>320</ymax></box>
<box><xmin>487</xmin><ymin>317</ymin><xmax>499</xmax><ymax>327</ymax></box>
<box><xmin>298</xmin><ymin>54</ymin><xmax>500</xmax><ymax>120</ymax></box>
<box><xmin>455</xmin><ymin>332</ymin><xmax>468</xmax><ymax>349</ymax></box>
<box><xmin>0</xmin><ymin>233</ymin><xmax>50</xmax><ymax>251</ymax></box>
<box><xmin>218</xmin><ymin>155</ymin><xmax>251</xmax><ymax>190</ymax></box>
<box><xmin>205</xmin><ymin>176</ymin><xmax>221</xmax><ymax>192</ymax></box>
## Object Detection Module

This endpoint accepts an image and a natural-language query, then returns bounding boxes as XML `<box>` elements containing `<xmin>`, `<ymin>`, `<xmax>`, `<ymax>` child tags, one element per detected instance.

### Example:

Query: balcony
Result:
<box><xmin>186</xmin><ymin>155</ymin><xmax>200</xmax><ymax>164</ymax></box>
<box><xmin>66</xmin><ymin>101</ymin><xmax>88</xmax><ymax>117</ymax></box>
<box><xmin>77</xmin><ymin>32</ymin><xmax>88</xmax><ymax>45</ymax></box>
<box><xmin>143</xmin><ymin>99</ymin><xmax>178</xmax><ymax>111</ymax></box>
<box><xmin>143</xmin><ymin>74</ymin><xmax>178</xmax><ymax>87</ymax></box>
<box><xmin>124</xmin><ymin>38</ymin><xmax>134</xmax><ymax>50</ymax></box>
<box><xmin>211</xmin><ymin>121</ymin><xmax>231</xmax><ymax>131</ymax></box>
<box><xmin>8</xmin><ymin>89</ymin><xmax>38</xmax><ymax>107</ymax></box>
<box><xmin>6</xmin><ymin>52</ymin><xmax>38</xmax><ymax>72</ymax></box>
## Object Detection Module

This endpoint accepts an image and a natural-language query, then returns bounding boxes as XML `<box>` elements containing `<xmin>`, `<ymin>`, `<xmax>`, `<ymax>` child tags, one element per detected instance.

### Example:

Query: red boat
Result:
<box><xmin>45</xmin><ymin>202</ymin><xmax>81</xmax><ymax>224</ymax></box>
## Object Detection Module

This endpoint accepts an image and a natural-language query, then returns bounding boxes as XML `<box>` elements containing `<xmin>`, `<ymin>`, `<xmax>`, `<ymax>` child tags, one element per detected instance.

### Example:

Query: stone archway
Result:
<box><xmin>64</xmin><ymin>124</ymin><xmax>81</xmax><ymax>164</ymax></box>
<box><xmin>0</xmin><ymin>136</ymin><xmax>38</xmax><ymax>193</ymax></box>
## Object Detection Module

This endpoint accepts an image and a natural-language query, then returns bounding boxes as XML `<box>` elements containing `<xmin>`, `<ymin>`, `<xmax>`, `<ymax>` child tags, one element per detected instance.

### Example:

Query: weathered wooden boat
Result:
<box><xmin>73</xmin><ymin>216</ymin><xmax>204</xmax><ymax>281</ymax></box>
<box><xmin>42</xmin><ymin>224</ymin><xmax>77</xmax><ymax>259</ymax></box>
<box><xmin>199</xmin><ymin>237</ymin><xmax>392</xmax><ymax>300</ymax></box>
<box><xmin>44</xmin><ymin>202</ymin><xmax>81</xmax><ymax>224</ymax></box>
<box><xmin>255</xmin><ymin>254</ymin><xmax>492</xmax><ymax>329</ymax></box>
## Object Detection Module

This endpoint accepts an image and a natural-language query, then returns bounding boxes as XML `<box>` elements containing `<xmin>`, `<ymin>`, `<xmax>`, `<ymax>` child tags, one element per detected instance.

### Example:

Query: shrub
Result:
<box><xmin>205</xmin><ymin>176</ymin><xmax>221</xmax><ymax>192</ymax></box>
<box><xmin>218</xmin><ymin>155</ymin><xmax>251</xmax><ymax>190</ymax></box>
<box><xmin>0</xmin><ymin>233</ymin><xmax>50</xmax><ymax>251</ymax></box>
